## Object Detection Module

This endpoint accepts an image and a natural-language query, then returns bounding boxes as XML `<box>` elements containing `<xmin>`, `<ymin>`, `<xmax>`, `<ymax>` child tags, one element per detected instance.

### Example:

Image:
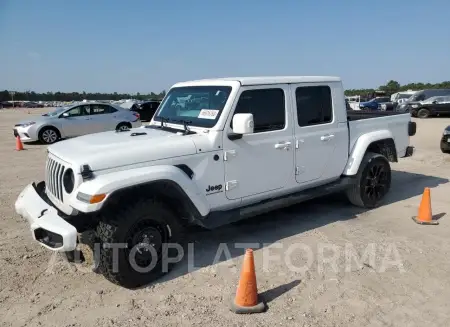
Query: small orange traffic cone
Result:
<box><xmin>15</xmin><ymin>136</ymin><xmax>24</xmax><ymax>151</ymax></box>
<box><xmin>230</xmin><ymin>249</ymin><xmax>266</xmax><ymax>314</ymax></box>
<box><xmin>412</xmin><ymin>187</ymin><xmax>438</xmax><ymax>225</ymax></box>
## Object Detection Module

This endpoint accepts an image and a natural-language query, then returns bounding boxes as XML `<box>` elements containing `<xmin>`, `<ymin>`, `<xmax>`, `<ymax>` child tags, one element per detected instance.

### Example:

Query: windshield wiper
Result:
<box><xmin>159</xmin><ymin>117</ymin><xmax>170</xmax><ymax>128</ymax></box>
<box><xmin>174</xmin><ymin>119</ymin><xmax>192</xmax><ymax>135</ymax></box>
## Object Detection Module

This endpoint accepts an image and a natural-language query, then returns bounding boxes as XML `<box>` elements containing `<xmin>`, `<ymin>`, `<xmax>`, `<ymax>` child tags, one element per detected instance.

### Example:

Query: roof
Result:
<box><xmin>174</xmin><ymin>76</ymin><xmax>341</xmax><ymax>87</ymax></box>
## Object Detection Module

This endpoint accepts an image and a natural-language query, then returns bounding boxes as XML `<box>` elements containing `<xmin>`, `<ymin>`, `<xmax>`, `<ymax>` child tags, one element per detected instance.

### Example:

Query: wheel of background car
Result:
<box><xmin>116</xmin><ymin>122</ymin><xmax>131</xmax><ymax>131</ymax></box>
<box><xmin>345</xmin><ymin>152</ymin><xmax>391</xmax><ymax>209</ymax></box>
<box><xmin>417</xmin><ymin>108</ymin><xmax>430</xmax><ymax>118</ymax></box>
<box><xmin>38</xmin><ymin>127</ymin><xmax>60</xmax><ymax>144</ymax></box>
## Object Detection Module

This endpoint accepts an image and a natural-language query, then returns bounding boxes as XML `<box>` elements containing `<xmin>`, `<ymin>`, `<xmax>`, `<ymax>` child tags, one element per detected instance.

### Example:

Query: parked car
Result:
<box><xmin>359</xmin><ymin>96</ymin><xmax>391</xmax><ymax>110</ymax></box>
<box><xmin>0</xmin><ymin>101</ymin><xmax>14</xmax><ymax>109</ymax></box>
<box><xmin>410</xmin><ymin>96</ymin><xmax>450</xmax><ymax>118</ymax></box>
<box><xmin>14</xmin><ymin>75</ymin><xmax>416</xmax><ymax>288</ymax></box>
<box><xmin>441</xmin><ymin>125</ymin><xmax>450</xmax><ymax>153</ymax></box>
<box><xmin>13</xmin><ymin>102</ymin><xmax>142</xmax><ymax>144</ymax></box>
<box><xmin>396</xmin><ymin>89</ymin><xmax>450</xmax><ymax>113</ymax></box>
<box><xmin>135</xmin><ymin>100</ymin><xmax>161</xmax><ymax>121</ymax></box>
<box><xmin>23</xmin><ymin>101</ymin><xmax>44</xmax><ymax>108</ymax></box>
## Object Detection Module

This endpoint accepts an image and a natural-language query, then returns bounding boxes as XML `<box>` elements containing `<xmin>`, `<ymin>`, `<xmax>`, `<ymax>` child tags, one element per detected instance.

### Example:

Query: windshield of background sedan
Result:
<box><xmin>153</xmin><ymin>86</ymin><xmax>232</xmax><ymax>128</ymax></box>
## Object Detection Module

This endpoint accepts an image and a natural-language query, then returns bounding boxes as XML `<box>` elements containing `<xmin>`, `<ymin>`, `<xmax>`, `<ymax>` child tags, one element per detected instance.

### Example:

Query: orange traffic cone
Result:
<box><xmin>15</xmin><ymin>136</ymin><xmax>24</xmax><ymax>151</ymax></box>
<box><xmin>230</xmin><ymin>249</ymin><xmax>266</xmax><ymax>314</ymax></box>
<box><xmin>412</xmin><ymin>187</ymin><xmax>438</xmax><ymax>225</ymax></box>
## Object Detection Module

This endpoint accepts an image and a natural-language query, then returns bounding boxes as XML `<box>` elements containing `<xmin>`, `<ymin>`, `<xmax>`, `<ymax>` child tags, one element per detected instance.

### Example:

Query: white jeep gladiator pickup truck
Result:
<box><xmin>15</xmin><ymin>76</ymin><xmax>416</xmax><ymax>288</ymax></box>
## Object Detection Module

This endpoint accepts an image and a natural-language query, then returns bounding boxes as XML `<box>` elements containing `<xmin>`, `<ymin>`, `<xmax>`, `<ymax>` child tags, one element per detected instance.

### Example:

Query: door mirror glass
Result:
<box><xmin>61</xmin><ymin>112</ymin><xmax>69</xmax><ymax>118</ymax></box>
<box><xmin>232</xmin><ymin>113</ymin><xmax>254</xmax><ymax>134</ymax></box>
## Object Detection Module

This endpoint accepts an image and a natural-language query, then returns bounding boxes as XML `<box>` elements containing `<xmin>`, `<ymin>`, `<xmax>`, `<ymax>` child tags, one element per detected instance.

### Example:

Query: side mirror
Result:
<box><xmin>228</xmin><ymin>113</ymin><xmax>254</xmax><ymax>140</ymax></box>
<box><xmin>61</xmin><ymin>112</ymin><xmax>69</xmax><ymax>118</ymax></box>
<box><xmin>432</xmin><ymin>100</ymin><xmax>438</xmax><ymax>104</ymax></box>
<box><xmin>232</xmin><ymin>113</ymin><xmax>254</xmax><ymax>134</ymax></box>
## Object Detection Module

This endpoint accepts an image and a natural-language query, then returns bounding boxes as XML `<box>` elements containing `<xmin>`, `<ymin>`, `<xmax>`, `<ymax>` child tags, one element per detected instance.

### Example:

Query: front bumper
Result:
<box><xmin>441</xmin><ymin>135</ymin><xmax>450</xmax><ymax>151</ymax></box>
<box><xmin>13</xmin><ymin>126</ymin><xmax>36</xmax><ymax>142</ymax></box>
<box><xmin>15</xmin><ymin>182</ymin><xmax>78</xmax><ymax>251</ymax></box>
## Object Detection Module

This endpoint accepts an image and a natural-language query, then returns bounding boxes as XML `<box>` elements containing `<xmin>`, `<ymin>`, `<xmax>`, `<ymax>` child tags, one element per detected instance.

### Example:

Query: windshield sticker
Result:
<box><xmin>198</xmin><ymin>109</ymin><xmax>219</xmax><ymax>120</ymax></box>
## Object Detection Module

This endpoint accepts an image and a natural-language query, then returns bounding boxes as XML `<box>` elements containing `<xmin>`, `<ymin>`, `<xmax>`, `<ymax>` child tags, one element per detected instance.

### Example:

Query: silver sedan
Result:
<box><xmin>13</xmin><ymin>102</ymin><xmax>142</xmax><ymax>144</ymax></box>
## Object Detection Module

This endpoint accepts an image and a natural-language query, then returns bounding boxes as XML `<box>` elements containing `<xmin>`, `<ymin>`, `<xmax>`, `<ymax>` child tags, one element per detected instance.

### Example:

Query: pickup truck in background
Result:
<box><xmin>15</xmin><ymin>76</ymin><xmax>416</xmax><ymax>288</ymax></box>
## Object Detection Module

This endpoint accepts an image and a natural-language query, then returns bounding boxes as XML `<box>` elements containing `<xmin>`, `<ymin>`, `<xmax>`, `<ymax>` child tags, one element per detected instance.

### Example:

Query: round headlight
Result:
<box><xmin>63</xmin><ymin>168</ymin><xmax>75</xmax><ymax>193</ymax></box>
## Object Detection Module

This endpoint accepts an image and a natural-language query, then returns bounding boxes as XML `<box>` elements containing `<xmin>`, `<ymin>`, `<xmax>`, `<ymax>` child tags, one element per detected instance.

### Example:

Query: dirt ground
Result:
<box><xmin>1</xmin><ymin>107</ymin><xmax>450</xmax><ymax>327</ymax></box>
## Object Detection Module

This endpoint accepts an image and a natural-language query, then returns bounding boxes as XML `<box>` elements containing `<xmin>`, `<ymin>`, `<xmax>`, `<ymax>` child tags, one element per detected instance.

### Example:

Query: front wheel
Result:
<box><xmin>417</xmin><ymin>108</ymin><xmax>430</xmax><ymax>118</ymax></box>
<box><xmin>345</xmin><ymin>152</ymin><xmax>391</xmax><ymax>208</ymax></box>
<box><xmin>97</xmin><ymin>198</ymin><xmax>185</xmax><ymax>288</ymax></box>
<box><xmin>39</xmin><ymin>127</ymin><xmax>60</xmax><ymax>144</ymax></box>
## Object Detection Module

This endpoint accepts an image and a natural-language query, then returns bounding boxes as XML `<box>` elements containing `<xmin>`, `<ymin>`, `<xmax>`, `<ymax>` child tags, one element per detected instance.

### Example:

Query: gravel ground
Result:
<box><xmin>1</xmin><ymin>107</ymin><xmax>450</xmax><ymax>327</ymax></box>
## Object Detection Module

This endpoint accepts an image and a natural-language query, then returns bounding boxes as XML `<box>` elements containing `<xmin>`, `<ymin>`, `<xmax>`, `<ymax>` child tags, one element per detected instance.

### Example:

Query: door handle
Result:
<box><xmin>274</xmin><ymin>141</ymin><xmax>291</xmax><ymax>150</ymax></box>
<box><xmin>320</xmin><ymin>134</ymin><xmax>335</xmax><ymax>141</ymax></box>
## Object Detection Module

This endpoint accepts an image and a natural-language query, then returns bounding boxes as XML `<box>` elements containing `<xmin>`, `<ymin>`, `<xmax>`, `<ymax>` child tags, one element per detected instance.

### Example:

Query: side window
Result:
<box><xmin>232</xmin><ymin>88</ymin><xmax>285</xmax><ymax>133</ymax></box>
<box><xmin>66</xmin><ymin>105</ymin><xmax>88</xmax><ymax>117</ymax></box>
<box><xmin>91</xmin><ymin>104</ymin><xmax>116</xmax><ymax>115</ymax></box>
<box><xmin>296</xmin><ymin>86</ymin><xmax>332</xmax><ymax>127</ymax></box>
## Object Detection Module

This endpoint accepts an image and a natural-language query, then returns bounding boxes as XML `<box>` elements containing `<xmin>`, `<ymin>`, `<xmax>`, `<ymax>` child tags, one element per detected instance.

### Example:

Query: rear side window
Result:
<box><xmin>90</xmin><ymin>104</ymin><xmax>117</xmax><ymax>114</ymax></box>
<box><xmin>296</xmin><ymin>86</ymin><xmax>333</xmax><ymax>126</ymax></box>
<box><xmin>233</xmin><ymin>88</ymin><xmax>285</xmax><ymax>133</ymax></box>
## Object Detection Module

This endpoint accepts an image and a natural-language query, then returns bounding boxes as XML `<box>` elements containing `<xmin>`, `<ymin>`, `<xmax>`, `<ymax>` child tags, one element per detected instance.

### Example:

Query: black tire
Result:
<box><xmin>38</xmin><ymin>126</ymin><xmax>60</xmax><ymax>144</ymax></box>
<box><xmin>441</xmin><ymin>147</ymin><xmax>450</xmax><ymax>154</ymax></box>
<box><xmin>417</xmin><ymin>108</ymin><xmax>430</xmax><ymax>118</ymax></box>
<box><xmin>97</xmin><ymin>198</ymin><xmax>185</xmax><ymax>289</ymax></box>
<box><xmin>116</xmin><ymin>122</ymin><xmax>131</xmax><ymax>131</ymax></box>
<box><xmin>345</xmin><ymin>152</ymin><xmax>391</xmax><ymax>208</ymax></box>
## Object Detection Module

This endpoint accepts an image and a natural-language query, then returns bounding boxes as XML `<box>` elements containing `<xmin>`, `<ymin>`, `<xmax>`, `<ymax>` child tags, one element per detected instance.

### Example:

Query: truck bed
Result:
<box><xmin>347</xmin><ymin>111</ymin><xmax>412</xmax><ymax>160</ymax></box>
<box><xmin>347</xmin><ymin>110</ymin><xmax>406</xmax><ymax>121</ymax></box>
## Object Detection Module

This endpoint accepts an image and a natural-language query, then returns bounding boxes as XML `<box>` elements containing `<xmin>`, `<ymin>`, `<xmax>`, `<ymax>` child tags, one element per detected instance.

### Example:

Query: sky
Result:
<box><xmin>1</xmin><ymin>0</ymin><xmax>450</xmax><ymax>94</ymax></box>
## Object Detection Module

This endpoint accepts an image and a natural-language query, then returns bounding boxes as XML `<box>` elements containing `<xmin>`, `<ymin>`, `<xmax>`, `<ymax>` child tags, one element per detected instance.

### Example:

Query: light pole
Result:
<box><xmin>9</xmin><ymin>91</ymin><xmax>15</xmax><ymax>108</ymax></box>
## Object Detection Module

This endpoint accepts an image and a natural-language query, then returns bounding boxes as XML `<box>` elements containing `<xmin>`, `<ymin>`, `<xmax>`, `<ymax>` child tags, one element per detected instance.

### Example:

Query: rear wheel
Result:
<box><xmin>97</xmin><ymin>198</ymin><xmax>185</xmax><ymax>288</ymax></box>
<box><xmin>346</xmin><ymin>152</ymin><xmax>391</xmax><ymax>208</ymax></box>
<box><xmin>417</xmin><ymin>108</ymin><xmax>430</xmax><ymax>118</ymax></box>
<box><xmin>116</xmin><ymin>122</ymin><xmax>131</xmax><ymax>131</ymax></box>
<box><xmin>39</xmin><ymin>127</ymin><xmax>60</xmax><ymax>144</ymax></box>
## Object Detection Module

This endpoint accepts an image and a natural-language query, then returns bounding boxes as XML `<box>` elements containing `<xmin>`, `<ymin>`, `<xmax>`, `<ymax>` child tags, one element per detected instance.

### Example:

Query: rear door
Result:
<box><xmin>89</xmin><ymin>104</ymin><xmax>118</xmax><ymax>132</ymax></box>
<box><xmin>292</xmin><ymin>83</ymin><xmax>349</xmax><ymax>184</ymax></box>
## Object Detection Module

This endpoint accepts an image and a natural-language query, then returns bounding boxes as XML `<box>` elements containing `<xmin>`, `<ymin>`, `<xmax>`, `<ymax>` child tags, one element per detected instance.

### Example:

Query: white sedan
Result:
<box><xmin>13</xmin><ymin>102</ymin><xmax>142</xmax><ymax>144</ymax></box>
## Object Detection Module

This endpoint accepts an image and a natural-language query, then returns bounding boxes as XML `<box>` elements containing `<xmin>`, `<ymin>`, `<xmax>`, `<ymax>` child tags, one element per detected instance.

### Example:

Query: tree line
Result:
<box><xmin>345</xmin><ymin>80</ymin><xmax>450</xmax><ymax>97</ymax></box>
<box><xmin>2</xmin><ymin>80</ymin><xmax>450</xmax><ymax>103</ymax></box>
<box><xmin>0</xmin><ymin>90</ymin><xmax>166</xmax><ymax>102</ymax></box>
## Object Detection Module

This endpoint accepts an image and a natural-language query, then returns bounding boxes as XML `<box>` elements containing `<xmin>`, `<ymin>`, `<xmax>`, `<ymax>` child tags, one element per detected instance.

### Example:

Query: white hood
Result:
<box><xmin>48</xmin><ymin>127</ymin><xmax>198</xmax><ymax>171</ymax></box>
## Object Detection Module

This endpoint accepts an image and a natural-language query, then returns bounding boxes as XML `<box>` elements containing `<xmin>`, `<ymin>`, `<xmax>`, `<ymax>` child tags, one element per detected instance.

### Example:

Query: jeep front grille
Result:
<box><xmin>45</xmin><ymin>156</ymin><xmax>65</xmax><ymax>202</ymax></box>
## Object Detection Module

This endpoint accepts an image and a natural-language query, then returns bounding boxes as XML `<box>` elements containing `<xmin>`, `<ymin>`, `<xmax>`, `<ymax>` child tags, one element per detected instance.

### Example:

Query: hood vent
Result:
<box><xmin>130</xmin><ymin>132</ymin><xmax>147</xmax><ymax>136</ymax></box>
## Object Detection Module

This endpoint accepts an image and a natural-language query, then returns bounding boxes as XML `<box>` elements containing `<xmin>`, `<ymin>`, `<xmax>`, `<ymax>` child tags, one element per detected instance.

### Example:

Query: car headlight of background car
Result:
<box><xmin>444</xmin><ymin>129</ymin><xmax>450</xmax><ymax>136</ymax></box>
<box><xmin>18</xmin><ymin>121</ymin><xmax>36</xmax><ymax>127</ymax></box>
<box><xmin>411</xmin><ymin>104</ymin><xmax>419</xmax><ymax>108</ymax></box>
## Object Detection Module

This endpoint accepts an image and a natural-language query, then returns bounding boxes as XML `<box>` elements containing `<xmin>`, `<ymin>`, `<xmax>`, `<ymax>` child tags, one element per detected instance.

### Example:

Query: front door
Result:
<box><xmin>59</xmin><ymin>105</ymin><xmax>92</xmax><ymax>137</ymax></box>
<box><xmin>222</xmin><ymin>86</ymin><xmax>295</xmax><ymax>200</ymax></box>
<box><xmin>292</xmin><ymin>83</ymin><xmax>348</xmax><ymax>184</ymax></box>
<box><xmin>430</xmin><ymin>96</ymin><xmax>450</xmax><ymax>115</ymax></box>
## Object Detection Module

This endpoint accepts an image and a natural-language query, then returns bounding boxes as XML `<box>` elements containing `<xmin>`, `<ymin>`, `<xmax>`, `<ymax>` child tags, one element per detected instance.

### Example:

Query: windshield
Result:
<box><xmin>398</xmin><ymin>93</ymin><xmax>413</xmax><ymax>99</ymax></box>
<box><xmin>46</xmin><ymin>106</ymin><xmax>71</xmax><ymax>116</ymax></box>
<box><xmin>153</xmin><ymin>86</ymin><xmax>232</xmax><ymax>128</ymax></box>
